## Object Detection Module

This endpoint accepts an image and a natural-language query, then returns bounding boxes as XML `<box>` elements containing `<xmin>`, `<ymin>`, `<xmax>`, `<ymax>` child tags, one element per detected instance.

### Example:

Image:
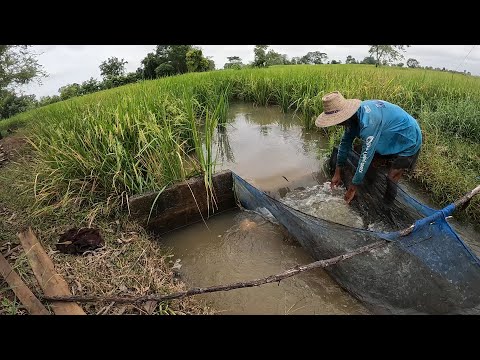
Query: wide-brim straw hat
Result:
<box><xmin>315</xmin><ymin>91</ymin><xmax>361</xmax><ymax>128</ymax></box>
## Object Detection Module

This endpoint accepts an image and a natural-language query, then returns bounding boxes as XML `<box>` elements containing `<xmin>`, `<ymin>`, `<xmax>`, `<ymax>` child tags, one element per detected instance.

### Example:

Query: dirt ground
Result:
<box><xmin>0</xmin><ymin>132</ymin><xmax>28</xmax><ymax>164</ymax></box>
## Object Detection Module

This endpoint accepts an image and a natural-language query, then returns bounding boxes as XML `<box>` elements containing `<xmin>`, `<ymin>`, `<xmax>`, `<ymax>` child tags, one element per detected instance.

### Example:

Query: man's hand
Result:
<box><xmin>344</xmin><ymin>184</ymin><xmax>357</xmax><ymax>204</ymax></box>
<box><xmin>330</xmin><ymin>167</ymin><xmax>343</xmax><ymax>190</ymax></box>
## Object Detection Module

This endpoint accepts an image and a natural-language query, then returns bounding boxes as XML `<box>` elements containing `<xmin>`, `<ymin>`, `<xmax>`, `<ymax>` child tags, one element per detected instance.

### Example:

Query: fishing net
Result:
<box><xmin>232</xmin><ymin>148</ymin><xmax>480</xmax><ymax>314</ymax></box>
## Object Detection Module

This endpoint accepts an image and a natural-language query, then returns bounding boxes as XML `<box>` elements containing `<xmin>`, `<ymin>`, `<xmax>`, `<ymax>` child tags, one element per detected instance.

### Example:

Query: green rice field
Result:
<box><xmin>2</xmin><ymin>64</ymin><xmax>479</xmax><ymax>222</ymax></box>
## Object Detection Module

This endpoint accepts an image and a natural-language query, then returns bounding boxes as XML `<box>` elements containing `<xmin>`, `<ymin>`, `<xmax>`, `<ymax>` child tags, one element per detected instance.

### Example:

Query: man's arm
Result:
<box><xmin>336</xmin><ymin>127</ymin><xmax>355</xmax><ymax>168</ymax></box>
<box><xmin>351</xmin><ymin>118</ymin><xmax>383</xmax><ymax>185</ymax></box>
<box><xmin>331</xmin><ymin>127</ymin><xmax>356</xmax><ymax>189</ymax></box>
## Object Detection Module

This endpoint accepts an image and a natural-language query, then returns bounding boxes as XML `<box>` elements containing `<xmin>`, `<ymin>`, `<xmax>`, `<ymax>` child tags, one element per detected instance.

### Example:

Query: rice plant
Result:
<box><xmin>4</xmin><ymin>64</ymin><xmax>480</xmax><ymax>221</ymax></box>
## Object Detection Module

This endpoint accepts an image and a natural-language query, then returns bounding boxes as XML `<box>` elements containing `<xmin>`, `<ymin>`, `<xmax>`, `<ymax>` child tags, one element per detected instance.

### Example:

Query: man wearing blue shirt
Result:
<box><xmin>315</xmin><ymin>91</ymin><xmax>422</xmax><ymax>204</ymax></box>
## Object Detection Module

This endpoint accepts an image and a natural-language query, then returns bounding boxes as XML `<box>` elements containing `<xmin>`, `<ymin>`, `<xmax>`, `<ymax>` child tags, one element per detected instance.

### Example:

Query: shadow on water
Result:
<box><xmin>215</xmin><ymin>125</ymin><xmax>235</xmax><ymax>164</ymax></box>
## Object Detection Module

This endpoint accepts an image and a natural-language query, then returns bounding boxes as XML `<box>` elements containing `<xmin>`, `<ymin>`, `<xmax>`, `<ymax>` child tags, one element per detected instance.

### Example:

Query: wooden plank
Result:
<box><xmin>18</xmin><ymin>228</ymin><xmax>86</xmax><ymax>315</ymax></box>
<box><xmin>0</xmin><ymin>252</ymin><xmax>50</xmax><ymax>315</ymax></box>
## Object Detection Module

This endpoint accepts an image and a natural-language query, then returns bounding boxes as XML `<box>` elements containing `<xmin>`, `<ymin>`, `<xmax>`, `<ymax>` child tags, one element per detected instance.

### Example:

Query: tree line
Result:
<box><xmin>228</xmin><ymin>45</ymin><xmax>471</xmax><ymax>76</ymax></box>
<box><xmin>0</xmin><ymin>45</ymin><xmax>214</xmax><ymax>119</ymax></box>
<box><xmin>227</xmin><ymin>45</ymin><xmax>445</xmax><ymax>70</ymax></box>
<box><xmin>0</xmin><ymin>45</ymin><xmax>474</xmax><ymax>120</ymax></box>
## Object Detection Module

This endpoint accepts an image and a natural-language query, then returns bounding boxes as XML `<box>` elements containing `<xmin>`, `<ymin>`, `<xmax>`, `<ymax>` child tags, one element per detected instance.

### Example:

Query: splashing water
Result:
<box><xmin>280</xmin><ymin>182</ymin><xmax>365</xmax><ymax>228</ymax></box>
<box><xmin>367</xmin><ymin>221</ymin><xmax>391</xmax><ymax>232</ymax></box>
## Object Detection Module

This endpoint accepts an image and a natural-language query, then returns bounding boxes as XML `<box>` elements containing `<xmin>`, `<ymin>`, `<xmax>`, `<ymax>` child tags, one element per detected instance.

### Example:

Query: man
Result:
<box><xmin>315</xmin><ymin>91</ymin><xmax>422</xmax><ymax>204</ymax></box>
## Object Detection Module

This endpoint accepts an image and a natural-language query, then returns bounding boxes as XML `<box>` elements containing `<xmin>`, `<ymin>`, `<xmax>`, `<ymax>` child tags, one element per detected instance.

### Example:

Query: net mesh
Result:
<box><xmin>232</xmin><ymin>148</ymin><xmax>480</xmax><ymax>314</ymax></box>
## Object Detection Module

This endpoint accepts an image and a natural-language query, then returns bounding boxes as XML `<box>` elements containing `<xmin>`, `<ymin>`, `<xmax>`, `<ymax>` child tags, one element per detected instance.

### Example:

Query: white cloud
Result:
<box><xmin>20</xmin><ymin>45</ymin><xmax>479</xmax><ymax>98</ymax></box>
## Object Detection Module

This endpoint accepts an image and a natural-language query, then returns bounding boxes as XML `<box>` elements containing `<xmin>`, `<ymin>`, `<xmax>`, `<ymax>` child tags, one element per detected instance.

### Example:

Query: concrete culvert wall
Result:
<box><xmin>128</xmin><ymin>170</ymin><xmax>237</xmax><ymax>234</ymax></box>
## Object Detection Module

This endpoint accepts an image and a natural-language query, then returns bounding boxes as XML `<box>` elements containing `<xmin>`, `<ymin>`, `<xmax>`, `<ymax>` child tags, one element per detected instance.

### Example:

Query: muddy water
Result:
<box><xmin>215</xmin><ymin>103</ymin><xmax>330</xmax><ymax>193</ymax></box>
<box><xmin>160</xmin><ymin>102</ymin><xmax>480</xmax><ymax>314</ymax></box>
<box><xmin>161</xmin><ymin>103</ymin><xmax>369</xmax><ymax>314</ymax></box>
<box><xmin>162</xmin><ymin>210</ymin><xmax>368</xmax><ymax>314</ymax></box>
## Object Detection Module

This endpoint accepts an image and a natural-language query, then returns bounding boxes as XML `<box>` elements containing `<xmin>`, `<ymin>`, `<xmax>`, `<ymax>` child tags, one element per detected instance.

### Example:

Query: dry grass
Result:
<box><xmin>39</xmin><ymin>220</ymin><xmax>213</xmax><ymax>315</ymax></box>
<box><xmin>1</xmin><ymin>200</ymin><xmax>214</xmax><ymax>316</ymax></box>
<box><xmin>0</xmin><ymin>142</ymin><xmax>214</xmax><ymax>315</ymax></box>
<box><xmin>1</xmin><ymin>226</ymin><xmax>214</xmax><ymax>315</ymax></box>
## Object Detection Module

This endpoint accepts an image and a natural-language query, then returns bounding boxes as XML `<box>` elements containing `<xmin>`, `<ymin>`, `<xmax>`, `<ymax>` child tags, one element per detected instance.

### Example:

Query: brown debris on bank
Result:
<box><xmin>56</xmin><ymin>228</ymin><xmax>104</xmax><ymax>254</ymax></box>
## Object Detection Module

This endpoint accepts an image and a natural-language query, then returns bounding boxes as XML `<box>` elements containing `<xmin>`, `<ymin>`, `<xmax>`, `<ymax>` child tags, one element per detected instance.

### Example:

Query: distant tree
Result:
<box><xmin>80</xmin><ymin>77</ymin><xmax>101</xmax><ymax>95</ymax></box>
<box><xmin>406</xmin><ymin>58</ymin><xmax>420</xmax><ymax>68</ymax></box>
<box><xmin>99</xmin><ymin>57</ymin><xmax>128</xmax><ymax>79</ymax></box>
<box><xmin>124</xmin><ymin>72</ymin><xmax>141</xmax><ymax>84</ymax></box>
<box><xmin>206</xmin><ymin>57</ymin><xmax>215</xmax><ymax>71</ymax></box>
<box><xmin>101</xmin><ymin>72</ymin><xmax>141</xmax><ymax>89</ymax></box>
<box><xmin>0</xmin><ymin>45</ymin><xmax>46</xmax><ymax>93</ymax></box>
<box><xmin>0</xmin><ymin>46</ymin><xmax>46</xmax><ymax>119</ymax></box>
<box><xmin>253</xmin><ymin>45</ymin><xmax>269</xmax><ymax>67</ymax></box>
<box><xmin>266</xmin><ymin>49</ymin><xmax>289</xmax><ymax>66</ymax></box>
<box><xmin>361</xmin><ymin>56</ymin><xmax>376</xmax><ymax>65</ymax></box>
<box><xmin>283</xmin><ymin>56</ymin><xmax>296</xmax><ymax>65</ymax></box>
<box><xmin>330</xmin><ymin>60</ymin><xmax>341</xmax><ymax>64</ymax></box>
<box><xmin>0</xmin><ymin>91</ymin><xmax>37</xmax><ymax>119</ymax></box>
<box><xmin>155</xmin><ymin>63</ymin><xmax>175</xmax><ymax>77</ymax></box>
<box><xmin>186</xmin><ymin>48</ymin><xmax>210</xmax><ymax>72</ymax></box>
<box><xmin>225</xmin><ymin>63</ymin><xmax>242</xmax><ymax>70</ymax></box>
<box><xmin>300</xmin><ymin>51</ymin><xmax>328</xmax><ymax>65</ymax></box>
<box><xmin>38</xmin><ymin>95</ymin><xmax>61</xmax><ymax>107</ymax></box>
<box><xmin>224</xmin><ymin>56</ymin><xmax>243</xmax><ymax>69</ymax></box>
<box><xmin>395</xmin><ymin>63</ymin><xmax>404</xmax><ymax>67</ymax></box>
<box><xmin>140</xmin><ymin>53</ymin><xmax>162</xmax><ymax>79</ymax></box>
<box><xmin>59</xmin><ymin>83</ymin><xmax>81</xmax><ymax>100</ymax></box>
<box><xmin>291</xmin><ymin>57</ymin><xmax>301</xmax><ymax>65</ymax></box>
<box><xmin>139</xmin><ymin>45</ymin><xmax>193</xmax><ymax>79</ymax></box>
<box><xmin>310</xmin><ymin>51</ymin><xmax>328</xmax><ymax>64</ymax></box>
<box><xmin>345</xmin><ymin>55</ymin><xmax>357</xmax><ymax>64</ymax></box>
<box><xmin>368</xmin><ymin>45</ymin><xmax>410</xmax><ymax>67</ymax></box>
<box><xmin>135</xmin><ymin>67</ymin><xmax>144</xmax><ymax>79</ymax></box>
<box><xmin>299</xmin><ymin>54</ymin><xmax>310</xmax><ymax>64</ymax></box>
<box><xmin>162</xmin><ymin>45</ymin><xmax>192</xmax><ymax>74</ymax></box>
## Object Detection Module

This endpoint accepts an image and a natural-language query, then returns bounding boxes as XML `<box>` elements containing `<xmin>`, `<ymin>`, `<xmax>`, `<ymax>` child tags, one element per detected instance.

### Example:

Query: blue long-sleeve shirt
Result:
<box><xmin>337</xmin><ymin>100</ymin><xmax>422</xmax><ymax>185</ymax></box>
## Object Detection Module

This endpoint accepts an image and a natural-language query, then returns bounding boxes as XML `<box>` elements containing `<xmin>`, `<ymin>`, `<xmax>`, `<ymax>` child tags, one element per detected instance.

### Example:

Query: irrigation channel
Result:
<box><xmin>158</xmin><ymin>102</ymin><xmax>480</xmax><ymax>315</ymax></box>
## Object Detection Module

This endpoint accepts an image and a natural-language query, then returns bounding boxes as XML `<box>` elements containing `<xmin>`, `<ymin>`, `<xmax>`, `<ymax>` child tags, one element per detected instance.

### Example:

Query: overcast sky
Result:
<box><xmin>21</xmin><ymin>45</ymin><xmax>479</xmax><ymax>98</ymax></box>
